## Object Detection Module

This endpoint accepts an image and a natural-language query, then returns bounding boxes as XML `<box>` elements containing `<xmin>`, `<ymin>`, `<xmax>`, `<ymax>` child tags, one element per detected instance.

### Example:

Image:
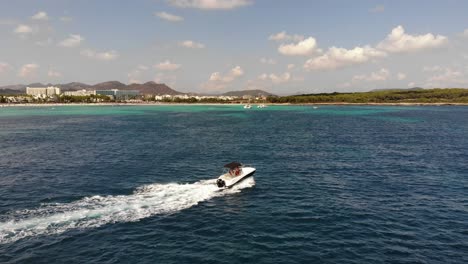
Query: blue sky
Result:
<box><xmin>1</xmin><ymin>0</ymin><xmax>468</xmax><ymax>94</ymax></box>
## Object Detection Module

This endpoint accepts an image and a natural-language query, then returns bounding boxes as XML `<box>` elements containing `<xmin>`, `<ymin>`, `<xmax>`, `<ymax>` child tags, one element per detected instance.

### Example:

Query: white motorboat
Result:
<box><xmin>243</xmin><ymin>104</ymin><xmax>252</xmax><ymax>109</ymax></box>
<box><xmin>216</xmin><ymin>162</ymin><xmax>256</xmax><ymax>188</ymax></box>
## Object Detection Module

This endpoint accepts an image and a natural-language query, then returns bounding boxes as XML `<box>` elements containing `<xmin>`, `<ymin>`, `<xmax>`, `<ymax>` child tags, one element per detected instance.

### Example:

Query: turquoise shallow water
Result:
<box><xmin>0</xmin><ymin>105</ymin><xmax>467</xmax><ymax>263</ymax></box>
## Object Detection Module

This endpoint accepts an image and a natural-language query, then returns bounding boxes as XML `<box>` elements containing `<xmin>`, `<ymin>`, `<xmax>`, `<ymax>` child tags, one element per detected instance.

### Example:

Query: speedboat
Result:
<box><xmin>257</xmin><ymin>104</ymin><xmax>267</xmax><ymax>108</ymax></box>
<box><xmin>216</xmin><ymin>162</ymin><xmax>256</xmax><ymax>188</ymax></box>
<box><xmin>243</xmin><ymin>104</ymin><xmax>252</xmax><ymax>109</ymax></box>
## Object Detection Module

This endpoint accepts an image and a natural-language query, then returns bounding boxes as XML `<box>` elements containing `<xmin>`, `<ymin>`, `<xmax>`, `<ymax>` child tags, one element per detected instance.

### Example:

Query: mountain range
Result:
<box><xmin>0</xmin><ymin>81</ymin><xmax>276</xmax><ymax>97</ymax></box>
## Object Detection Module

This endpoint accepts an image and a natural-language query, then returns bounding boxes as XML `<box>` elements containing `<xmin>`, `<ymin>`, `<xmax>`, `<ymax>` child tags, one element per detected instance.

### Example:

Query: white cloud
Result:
<box><xmin>168</xmin><ymin>0</ymin><xmax>252</xmax><ymax>10</ymax></box>
<box><xmin>154</xmin><ymin>72</ymin><xmax>177</xmax><ymax>87</ymax></box>
<box><xmin>48</xmin><ymin>68</ymin><xmax>62</xmax><ymax>78</ymax></box>
<box><xmin>269</xmin><ymin>31</ymin><xmax>304</xmax><ymax>42</ymax></box>
<box><xmin>462</xmin><ymin>29</ymin><xmax>468</xmax><ymax>37</ymax></box>
<box><xmin>377</xmin><ymin>25</ymin><xmax>448</xmax><ymax>53</ymax></box>
<box><xmin>369</xmin><ymin>5</ymin><xmax>385</xmax><ymax>13</ymax></box>
<box><xmin>423</xmin><ymin>65</ymin><xmax>443</xmax><ymax>72</ymax></box>
<box><xmin>128</xmin><ymin>65</ymin><xmax>149</xmax><ymax>84</ymax></box>
<box><xmin>304</xmin><ymin>45</ymin><xmax>386</xmax><ymax>71</ymax></box>
<box><xmin>0</xmin><ymin>62</ymin><xmax>12</xmax><ymax>74</ymax></box>
<box><xmin>278</xmin><ymin>37</ymin><xmax>319</xmax><ymax>56</ymax></box>
<box><xmin>407</xmin><ymin>82</ymin><xmax>416</xmax><ymax>87</ymax></box>
<box><xmin>31</xmin><ymin>11</ymin><xmax>49</xmax><ymax>21</ymax></box>
<box><xmin>155</xmin><ymin>12</ymin><xmax>184</xmax><ymax>22</ymax></box>
<box><xmin>179</xmin><ymin>40</ymin><xmax>205</xmax><ymax>48</ymax></box>
<box><xmin>60</xmin><ymin>16</ymin><xmax>73</xmax><ymax>22</ymax></box>
<box><xmin>14</xmin><ymin>24</ymin><xmax>33</xmax><ymax>34</ymax></box>
<box><xmin>423</xmin><ymin>67</ymin><xmax>468</xmax><ymax>87</ymax></box>
<box><xmin>35</xmin><ymin>38</ymin><xmax>53</xmax><ymax>46</ymax></box>
<box><xmin>287</xmin><ymin>64</ymin><xmax>295</xmax><ymax>70</ymax></box>
<box><xmin>427</xmin><ymin>68</ymin><xmax>462</xmax><ymax>83</ymax></box>
<box><xmin>397</xmin><ymin>72</ymin><xmax>406</xmax><ymax>80</ymax></box>
<box><xmin>203</xmin><ymin>66</ymin><xmax>244</xmax><ymax>90</ymax></box>
<box><xmin>155</xmin><ymin>60</ymin><xmax>181</xmax><ymax>71</ymax></box>
<box><xmin>18</xmin><ymin>63</ymin><xmax>39</xmax><ymax>78</ymax></box>
<box><xmin>267</xmin><ymin>72</ymin><xmax>291</xmax><ymax>84</ymax></box>
<box><xmin>81</xmin><ymin>49</ymin><xmax>119</xmax><ymax>61</ymax></box>
<box><xmin>58</xmin><ymin>34</ymin><xmax>84</xmax><ymax>47</ymax></box>
<box><xmin>352</xmin><ymin>68</ymin><xmax>390</xmax><ymax>82</ymax></box>
<box><xmin>260</xmin><ymin>58</ymin><xmax>276</xmax><ymax>65</ymax></box>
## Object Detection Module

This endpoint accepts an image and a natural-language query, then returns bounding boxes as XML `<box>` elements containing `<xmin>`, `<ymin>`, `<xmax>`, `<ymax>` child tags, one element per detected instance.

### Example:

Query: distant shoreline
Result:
<box><xmin>2</xmin><ymin>102</ymin><xmax>468</xmax><ymax>107</ymax></box>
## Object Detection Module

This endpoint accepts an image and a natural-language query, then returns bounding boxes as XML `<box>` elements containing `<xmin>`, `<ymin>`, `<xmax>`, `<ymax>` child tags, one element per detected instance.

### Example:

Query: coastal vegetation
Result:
<box><xmin>2</xmin><ymin>88</ymin><xmax>468</xmax><ymax>105</ymax></box>
<box><xmin>267</xmin><ymin>88</ymin><xmax>468</xmax><ymax>104</ymax></box>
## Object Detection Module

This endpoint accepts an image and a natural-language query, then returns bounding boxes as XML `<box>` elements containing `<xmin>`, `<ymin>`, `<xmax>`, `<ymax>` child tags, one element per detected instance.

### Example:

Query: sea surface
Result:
<box><xmin>0</xmin><ymin>105</ymin><xmax>467</xmax><ymax>264</ymax></box>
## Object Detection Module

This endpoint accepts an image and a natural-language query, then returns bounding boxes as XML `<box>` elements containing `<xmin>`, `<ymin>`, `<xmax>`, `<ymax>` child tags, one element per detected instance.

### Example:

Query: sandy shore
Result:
<box><xmin>1</xmin><ymin>102</ymin><xmax>468</xmax><ymax>107</ymax></box>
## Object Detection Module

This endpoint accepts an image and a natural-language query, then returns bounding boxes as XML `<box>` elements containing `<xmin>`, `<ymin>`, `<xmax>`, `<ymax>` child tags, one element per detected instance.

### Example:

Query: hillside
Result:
<box><xmin>221</xmin><ymin>89</ymin><xmax>275</xmax><ymax>97</ymax></box>
<box><xmin>127</xmin><ymin>82</ymin><xmax>182</xmax><ymax>95</ymax></box>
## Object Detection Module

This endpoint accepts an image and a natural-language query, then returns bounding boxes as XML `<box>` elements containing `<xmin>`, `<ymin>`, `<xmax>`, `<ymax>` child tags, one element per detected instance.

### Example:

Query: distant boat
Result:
<box><xmin>244</xmin><ymin>104</ymin><xmax>252</xmax><ymax>109</ymax></box>
<box><xmin>257</xmin><ymin>104</ymin><xmax>267</xmax><ymax>108</ymax></box>
<box><xmin>216</xmin><ymin>162</ymin><xmax>256</xmax><ymax>189</ymax></box>
<box><xmin>313</xmin><ymin>106</ymin><xmax>318</xmax><ymax>109</ymax></box>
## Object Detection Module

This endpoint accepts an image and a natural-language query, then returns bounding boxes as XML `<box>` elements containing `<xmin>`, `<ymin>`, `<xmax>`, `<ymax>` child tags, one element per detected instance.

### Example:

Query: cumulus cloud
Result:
<box><xmin>352</xmin><ymin>68</ymin><xmax>390</xmax><ymax>82</ymax></box>
<box><xmin>36</xmin><ymin>38</ymin><xmax>53</xmax><ymax>46</ymax></box>
<box><xmin>60</xmin><ymin>16</ymin><xmax>73</xmax><ymax>22</ymax></box>
<box><xmin>155</xmin><ymin>60</ymin><xmax>181</xmax><ymax>71</ymax></box>
<box><xmin>260</xmin><ymin>58</ymin><xmax>276</xmax><ymax>65</ymax></box>
<box><xmin>81</xmin><ymin>49</ymin><xmax>119</xmax><ymax>61</ymax></box>
<box><xmin>422</xmin><ymin>65</ymin><xmax>443</xmax><ymax>72</ymax></box>
<box><xmin>461</xmin><ymin>29</ymin><xmax>468</xmax><ymax>37</ymax></box>
<box><xmin>167</xmin><ymin>0</ymin><xmax>252</xmax><ymax>10</ymax></box>
<box><xmin>31</xmin><ymin>11</ymin><xmax>49</xmax><ymax>21</ymax></box>
<box><xmin>179</xmin><ymin>40</ymin><xmax>205</xmax><ymax>48</ymax></box>
<box><xmin>397</xmin><ymin>72</ymin><xmax>406</xmax><ymax>80</ymax></box>
<box><xmin>14</xmin><ymin>24</ymin><xmax>33</xmax><ymax>34</ymax></box>
<box><xmin>128</xmin><ymin>65</ymin><xmax>149</xmax><ymax>84</ymax></box>
<box><xmin>48</xmin><ymin>68</ymin><xmax>62</xmax><ymax>78</ymax></box>
<box><xmin>266</xmin><ymin>72</ymin><xmax>291</xmax><ymax>84</ymax></box>
<box><xmin>278</xmin><ymin>37</ymin><xmax>319</xmax><ymax>56</ymax></box>
<box><xmin>58</xmin><ymin>34</ymin><xmax>84</xmax><ymax>47</ymax></box>
<box><xmin>155</xmin><ymin>12</ymin><xmax>184</xmax><ymax>22</ymax></box>
<box><xmin>18</xmin><ymin>63</ymin><xmax>39</xmax><ymax>78</ymax></box>
<box><xmin>427</xmin><ymin>68</ymin><xmax>462</xmax><ymax>83</ymax></box>
<box><xmin>202</xmin><ymin>66</ymin><xmax>244</xmax><ymax>90</ymax></box>
<box><xmin>369</xmin><ymin>5</ymin><xmax>385</xmax><ymax>13</ymax></box>
<box><xmin>377</xmin><ymin>25</ymin><xmax>448</xmax><ymax>53</ymax></box>
<box><xmin>0</xmin><ymin>62</ymin><xmax>12</xmax><ymax>74</ymax></box>
<box><xmin>154</xmin><ymin>72</ymin><xmax>177</xmax><ymax>87</ymax></box>
<box><xmin>304</xmin><ymin>45</ymin><xmax>386</xmax><ymax>71</ymax></box>
<box><xmin>247</xmin><ymin>71</ymin><xmax>293</xmax><ymax>91</ymax></box>
<box><xmin>269</xmin><ymin>31</ymin><xmax>304</xmax><ymax>42</ymax></box>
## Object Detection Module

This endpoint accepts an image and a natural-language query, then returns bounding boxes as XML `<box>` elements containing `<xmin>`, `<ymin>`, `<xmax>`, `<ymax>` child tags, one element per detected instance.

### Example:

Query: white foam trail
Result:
<box><xmin>0</xmin><ymin>177</ymin><xmax>255</xmax><ymax>244</ymax></box>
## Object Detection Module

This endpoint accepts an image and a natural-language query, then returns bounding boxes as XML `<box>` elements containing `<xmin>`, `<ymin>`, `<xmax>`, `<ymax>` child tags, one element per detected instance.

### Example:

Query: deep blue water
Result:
<box><xmin>0</xmin><ymin>105</ymin><xmax>467</xmax><ymax>263</ymax></box>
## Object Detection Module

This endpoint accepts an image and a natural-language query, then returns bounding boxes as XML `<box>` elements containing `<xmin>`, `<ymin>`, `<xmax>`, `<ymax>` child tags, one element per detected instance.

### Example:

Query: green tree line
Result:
<box><xmin>267</xmin><ymin>88</ymin><xmax>468</xmax><ymax>103</ymax></box>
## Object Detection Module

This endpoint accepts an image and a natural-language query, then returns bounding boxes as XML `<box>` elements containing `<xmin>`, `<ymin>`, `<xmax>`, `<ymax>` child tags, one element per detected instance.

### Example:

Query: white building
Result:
<box><xmin>63</xmin><ymin>89</ymin><xmax>96</xmax><ymax>96</ymax></box>
<box><xmin>26</xmin><ymin>86</ymin><xmax>61</xmax><ymax>96</ymax></box>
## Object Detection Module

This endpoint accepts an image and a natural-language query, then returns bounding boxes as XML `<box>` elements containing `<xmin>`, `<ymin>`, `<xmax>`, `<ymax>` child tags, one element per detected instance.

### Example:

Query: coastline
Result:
<box><xmin>2</xmin><ymin>102</ymin><xmax>468</xmax><ymax>107</ymax></box>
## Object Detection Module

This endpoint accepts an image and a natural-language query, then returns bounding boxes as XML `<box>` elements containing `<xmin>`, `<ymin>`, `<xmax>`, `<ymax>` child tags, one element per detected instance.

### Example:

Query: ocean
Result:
<box><xmin>0</xmin><ymin>105</ymin><xmax>467</xmax><ymax>263</ymax></box>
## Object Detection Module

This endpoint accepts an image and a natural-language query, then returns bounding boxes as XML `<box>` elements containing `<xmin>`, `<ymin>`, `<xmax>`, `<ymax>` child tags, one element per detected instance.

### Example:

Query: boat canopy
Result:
<box><xmin>224</xmin><ymin>162</ymin><xmax>242</xmax><ymax>169</ymax></box>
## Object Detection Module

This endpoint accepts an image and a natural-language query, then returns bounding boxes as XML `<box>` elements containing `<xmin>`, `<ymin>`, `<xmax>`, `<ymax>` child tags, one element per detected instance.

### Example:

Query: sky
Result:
<box><xmin>1</xmin><ymin>0</ymin><xmax>468</xmax><ymax>94</ymax></box>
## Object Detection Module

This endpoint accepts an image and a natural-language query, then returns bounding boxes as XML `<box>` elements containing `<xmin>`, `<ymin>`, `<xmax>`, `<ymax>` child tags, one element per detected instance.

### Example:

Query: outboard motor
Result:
<box><xmin>216</xmin><ymin>179</ymin><xmax>226</xmax><ymax>188</ymax></box>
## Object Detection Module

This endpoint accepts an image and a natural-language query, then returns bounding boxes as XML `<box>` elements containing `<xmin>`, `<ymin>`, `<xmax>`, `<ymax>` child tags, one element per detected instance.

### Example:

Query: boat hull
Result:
<box><xmin>216</xmin><ymin>167</ymin><xmax>256</xmax><ymax>189</ymax></box>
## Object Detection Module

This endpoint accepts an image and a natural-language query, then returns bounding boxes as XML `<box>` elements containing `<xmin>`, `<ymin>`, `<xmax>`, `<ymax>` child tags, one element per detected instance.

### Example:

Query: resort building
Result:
<box><xmin>95</xmin><ymin>89</ymin><xmax>140</xmax><ymax>100</ymax></box>
<box><xmin>26</xmin><ymin>86</ymin><xmax>61</xmax><ymax>97</ymax></box>
<box><xmin>63</xmin><ymin>89</ymin><xmax>97</xmax><ymax>96</ymax></box>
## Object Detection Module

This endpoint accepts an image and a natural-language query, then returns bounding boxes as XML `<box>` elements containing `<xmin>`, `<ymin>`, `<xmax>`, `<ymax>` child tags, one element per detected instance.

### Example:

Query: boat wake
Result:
<box><xmin>0</xmin><ymin>177</ymin><xmax>255</xmax><ymax>244</ymax></box>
